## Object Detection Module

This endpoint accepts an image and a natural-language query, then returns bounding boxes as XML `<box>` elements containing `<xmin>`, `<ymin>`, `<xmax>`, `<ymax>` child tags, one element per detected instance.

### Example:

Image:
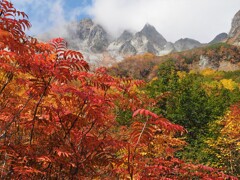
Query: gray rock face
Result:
<box><xmin>107</xmin><ymin>30</ymin><xmax>135</xmax><ymax>59</ymax></box>
<box><xmin>108</xmin><ymin>24</ymin><xmax>168</xmax><ymax>58</ymax></box>
<box><xmin>229</xmin><ymin>10</ymin><xmax>240</xmax><ymax>38</ymax></box>
<box><xmin>159</xmin><ymin>42</ymin><xmax>176</xmax><ymax>55</ymax></box>
<box><xmin>107</xmin><ymin>30</ymin><xmax>133</xmax><ymax>52</ymax></box>
<box><xmin>129</xmin><ymin>23</ymin><xmax>168</xmax><ymax>55</ymax></box>
<box><xmin>88</xmin><ymin>25</ymin><xmax>109</xmax><ymax>53</ymax></box>
<box><xmin>58</xmin><ymin>19</ymin><xmax>206</xmax><ymax>64</ymax></box>
<box><xmin>138</xmin><ymin>23</ymin><xmax>167</xmax><ymax>48</ymax></box>
<box><xmin>77</xmin><ymin>19</ymin><xmax>94</xmax><ymax>40</ymax></box>
<box><xmin>67</xmin><ymin>18</ymin><xmax>110</xmax><ymax>53</ymax></box>
<box><xmin>119</xmin><ymin>41</ymin><xmax>137</xmax><ymax>55</ymax></box>
<box><xmin>199</xmin><ymin>55</ymin><xmax>211</xmax><ymax>69</ymax></box>
<box><xmin>174</xmin><ymin>38</ymin><xmax>202</xmax><ymax>52</ymax></box>
<box><xmin>117</xmin><ymin>30</ymin><xmax>134</xmax><ymax>43</ymax></box>
<box><xmin>209</xmin><ymin>33</ymin><xmax>228</xmax><ymax>44</ymax></box>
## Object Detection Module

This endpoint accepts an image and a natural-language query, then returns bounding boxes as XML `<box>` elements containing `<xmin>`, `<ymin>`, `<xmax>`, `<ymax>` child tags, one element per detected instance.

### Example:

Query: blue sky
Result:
<box><xmin>10</xmin><ymin>0</ymin><xmax>240</xmax><ymax>42</ymax></box>
<box><xmin>11</xmin><ymin>0</ymin><xmax>92</xmax><ymax>36</ymax></box>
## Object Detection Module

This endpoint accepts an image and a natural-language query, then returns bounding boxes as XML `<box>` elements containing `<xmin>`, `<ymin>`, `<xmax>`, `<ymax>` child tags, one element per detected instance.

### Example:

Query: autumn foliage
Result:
<box><xmin>206</xmin><ymin>104</ymin><xmax>240</xmax><ymax>176</ymax></box>
<box><xmin>0</xmin><ymin>0</ymin><xmax>238</xmax><ymax>179</ymax></box>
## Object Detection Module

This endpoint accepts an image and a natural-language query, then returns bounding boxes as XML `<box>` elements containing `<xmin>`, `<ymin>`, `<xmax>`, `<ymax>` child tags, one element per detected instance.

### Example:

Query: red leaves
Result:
<box><xmin>49</xmin><ymin>37</ymin><xmax>67</xmax><ymax>58</ymax></box>
<box><xmin>64</xmin><ymin>50</ymin><xmax>84</xmax><ymax>61</ymax></box>
<box><xmin>0</xmin><ymin>1</ymin><xmax>237</xmax><ymax>179</ymax></box>
<box><xmin>133</xmin><ymin>108</ymin><xmax>158</xmax><ymax>118</ymax></box>
<box><xmin>13</xmin><ymin>166</ymin><xmax>44</xmax><ymax>176</ymax></box>
<box><xmin>0</xmin><ymin>0</ymin><xmax>31</xmax><ymax>37</ymax></box>
<box><xmin>47</xmin><ymin>38</ymin><xmax>90</xmax><ymax>83</ymax></box>
<box><xmin>130</xmin><ymin>121</ymin><xmax>155</xmax><ymax>144</ymax></box>
<box><xmin>55</xmin><ymin>149</ymin><xmax>72</xmax><ymax>158</ymax></box>
<box><xmin>154</xmin><ymin>118</ymin><xmax>185</xmax><ymax>133</ymax></box>
<box><xmin>133</xmin><ymin>109</ymin><xmax>185</xmax><ymax>133</ymax></box>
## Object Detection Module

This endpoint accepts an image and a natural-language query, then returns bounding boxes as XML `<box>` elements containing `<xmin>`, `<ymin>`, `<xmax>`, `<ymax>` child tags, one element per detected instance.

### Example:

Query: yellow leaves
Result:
<box><xmin>142</xmin><ymin>53</ymin><xmax>155</xmax><ymax>60</ymax></box>
<box><xmin>200</xmin><ymin>69</ymin><xmax>224</xmax><ymax>79</ymax></box>
<box><xmin>150</xmin><ymin>134</ymin><xmax>186</xmax><ymax>157</ymax></box>
<box><xmin>189</xmin><ymin>70</ymin><xmax>197</xmax><ymax>74</ymax></box>
<box><xmin>177</xmin><ymin>71</ymin><xmax>186</xmax><ymax>79</ymax></box>
<box><xmin>237</xmin><ymin>142</ymin><xmax>240</xmax><ymax>151</ymax></box>
<box><xmin>201</xmin><ymin>77</ymin><xmax>238</xmax><ymax>95</ymax></box>
<box><xmin>221</xmin><ymin>112</ymin><xmax>240</xmax><ymax>140</ymax></box>
<box><xmin>220</xmin><ymin>79</ymin><xmax>238</xmax><ymax>91</ymax></box>
<box><xmin>140</xmin><ymin>152</ymin><xmax>147</xmax><ymax>156</ymax></box>
<box><xmin>151</xmin><ymin>77</ymin><xmax>158</xmax><ymax>81</ymax></box>
<box><xmin>201</xmin><ymin>68</ymin><xmax>216</xmax><ymax>76</ymax></box>
<box><xmin>116</xmin><ymin>147</ymin><xmax>128</xmax><ymax>157</ymax></box>
<box><xmin>206</xmin><ymin>104</ymin><xmax>240</xmax><ymax>174</ymax></box>
<box><xmin>130</xmin><ymin>84</ymin><xmax>145</xmax><ymax>95</ymax></box>
<box><xmin>202</xmin><ymin>81</ymin><xmax>222</xmax><ymax>95</ymax></box>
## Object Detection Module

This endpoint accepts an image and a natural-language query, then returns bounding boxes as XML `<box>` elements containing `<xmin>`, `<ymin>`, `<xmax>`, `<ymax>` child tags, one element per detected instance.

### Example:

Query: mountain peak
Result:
<box><xmin>144</xmin><ymin>23</ymin><xmax>154</xmax><ymax>27</ymax></box>
<box><xmin>174</xmin><ymin>38</ymin><xmax>201</xmax><ymax>52</ymax></box>
<box><xmin>118</xmin><ymin>30</ymin><xmax>133</xmax><ymax>42</ymax></box>
<box><xmin>176</xmin><ymin>38</ymin><xmax>200</xmax><ymax>42</ymax></box>
<box><xmin>141</xmin><ymin>23</ymin><xmax>157</xmax><ymax>33</ymax></box>
<box><xmin>137</xmin><ymin>23</ymin><xmax>167</xmax><ymax>48</ymax></box>
<box><xmin>79</xmin><ymin>18</ymin><xmax>94</xmax><ymax>26</ymax></box>
<box><xmin>209</xmin><ymin>33</ymin><xmax>228</xmax><ymax>44</ymax></box>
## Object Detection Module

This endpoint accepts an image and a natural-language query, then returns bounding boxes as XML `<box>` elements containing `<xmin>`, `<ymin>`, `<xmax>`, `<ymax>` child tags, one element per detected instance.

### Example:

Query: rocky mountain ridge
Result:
<box><xmin>60</xmin><ymin>18</ymin><xmax>226</xmax><ymax>64</ymax></box>
<box><xmin>40</xmin><ymin>9</ymin><xmax>240</xmax><ymax>65</ymax></box>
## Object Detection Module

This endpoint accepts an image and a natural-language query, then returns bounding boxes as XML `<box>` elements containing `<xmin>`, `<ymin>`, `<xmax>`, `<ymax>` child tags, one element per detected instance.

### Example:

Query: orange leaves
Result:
<box><xmin>0</xmin><ymin>29</ymin><xmax>12</xmax><ymax>39</ymax></box>
<box><xmin>130</xmin><ymin>121</ymin><xmax>155</xmax><ymax>145</ymax></box>
<box><xmin>35</xmin><ymin>42</ymin><xmax>53</xmax><ymax>53</ymax></box>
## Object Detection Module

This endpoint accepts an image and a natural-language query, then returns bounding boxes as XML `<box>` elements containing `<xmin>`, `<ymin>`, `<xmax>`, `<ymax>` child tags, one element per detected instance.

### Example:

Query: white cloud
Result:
<box><xmin>87</xmin><ymin>0</ymin><xmax>240</xmax><ymax>43</ymax></box>
<box><xmin>10</xmin><ymin>0</ymin><xmax>86</xmax><ymax>38</ymax></box>
<box><xmin>10</xmin><ymin>0</ymin><xmax>240</xmax><ymax>43</ymax></box>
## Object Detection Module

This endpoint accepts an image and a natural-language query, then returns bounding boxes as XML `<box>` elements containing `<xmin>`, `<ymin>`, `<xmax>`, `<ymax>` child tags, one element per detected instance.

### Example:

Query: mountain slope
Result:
<box><xmin>174</xmin><ymin>38</ymin><xmax>202</xmax><ymax>52</ymax></box>
<box><xmin>209</xmin><ymin>33</ymin><xmax>228</xmax><ymax>44</ymax></box>
<box><xmin>229</xmin><ymin>10</ymin><xmax>240</xmax><ymax>45</ymax></box>
<box><xmin>108</xmin><ymin>43</ymin><xmax>240</xmax><ymax>80</ymax></box>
